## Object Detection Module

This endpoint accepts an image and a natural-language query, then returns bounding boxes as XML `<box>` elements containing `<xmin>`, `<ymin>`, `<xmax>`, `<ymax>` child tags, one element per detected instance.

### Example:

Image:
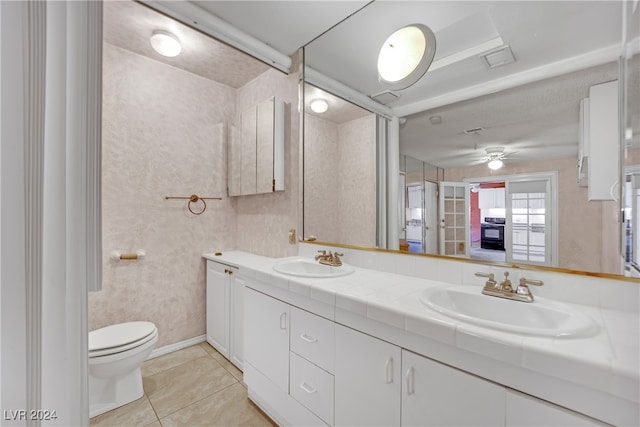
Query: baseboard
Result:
<box><xmin>147</xmin><ymin>334</ymin><xmax>206</xmax><ymax>360</ymax></box>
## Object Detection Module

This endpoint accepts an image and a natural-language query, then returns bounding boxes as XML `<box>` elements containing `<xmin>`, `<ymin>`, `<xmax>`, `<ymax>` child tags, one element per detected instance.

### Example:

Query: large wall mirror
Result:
<box><xmin>303</xmin><ymin>1</ymin><xmax>640</xmax><ymax>279</ymax></box>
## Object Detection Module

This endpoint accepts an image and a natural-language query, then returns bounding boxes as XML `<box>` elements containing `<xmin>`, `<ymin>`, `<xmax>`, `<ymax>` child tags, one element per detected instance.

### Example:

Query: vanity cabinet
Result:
<box><xmin>244</xmin><ymin>287</ymin><xmax>290</xmax><ymax>392</ymax></box>
<box><xmin>402</xmin><ymin>350</ymin><xmax>504</xmax><ymax>426</ymax></box>
<box><xmin>506</xmin><ymin>390</ymin><xmax>606</xmax><ymax>426</ymax></box>
<box><xmin>205</xmin><ymin>260</ymin><xmax>245</xmax><ymax>370</ymax></box>
<box><xmin>335</xmin><ymin>324</ymin><xmax>401</xmax><ymax>426</ymax></box>
<box><xmin>244</xmin><ymin>277</ymin><xmax>609</xmax><ymax>427</ymax></box>
<box><xmin>228</xmin><ymin>96</ymin><xmax>285</xmax><ymax>197</ymax></box>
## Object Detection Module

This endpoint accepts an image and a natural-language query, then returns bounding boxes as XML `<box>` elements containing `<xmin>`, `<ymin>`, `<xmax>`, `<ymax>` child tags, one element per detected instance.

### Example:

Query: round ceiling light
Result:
<box><xmin>377</xmin><ymin>24</ymin><xmax>436</xmax><ymax>90</ymax></box>
<box><xmin>150</xmin><ymin>30</ymin><xmax>181</xmax><ymax>57</ymax></box>
<box><xmin>310</xmin><ymin>98</ymin><xmax>329</xmax><ymax>114</ymax></box>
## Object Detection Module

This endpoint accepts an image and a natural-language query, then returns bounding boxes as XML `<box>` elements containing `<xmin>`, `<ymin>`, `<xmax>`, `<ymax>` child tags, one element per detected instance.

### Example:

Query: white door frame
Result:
<box><xmin>464</xmin><ymin>172</ymin><xmax>559</xmax><ymax>267</ymax></box>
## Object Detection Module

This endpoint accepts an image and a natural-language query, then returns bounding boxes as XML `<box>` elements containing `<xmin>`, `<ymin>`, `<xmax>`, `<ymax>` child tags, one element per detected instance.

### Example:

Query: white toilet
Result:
<box><xmin>89</xmin><ymin>321</ymin><xmax>158</xmax><ymax>418</ymax></box>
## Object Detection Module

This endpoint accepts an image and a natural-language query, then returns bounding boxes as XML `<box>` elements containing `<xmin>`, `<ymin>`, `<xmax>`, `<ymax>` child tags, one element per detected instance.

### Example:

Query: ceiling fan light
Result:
<box><xmin>487</xmin><ymin>159</ymin><xmax>504</xmax><ymax>170</ymax></box>
<box><xmin>377</xmin><ymin>24</ymin><xmax>436</xmax><ymax>90</ymax></box>
<box><xmin>310</xmin><ymin>98</ymin><xmax>329</xmax><ymax>113</ymax></box>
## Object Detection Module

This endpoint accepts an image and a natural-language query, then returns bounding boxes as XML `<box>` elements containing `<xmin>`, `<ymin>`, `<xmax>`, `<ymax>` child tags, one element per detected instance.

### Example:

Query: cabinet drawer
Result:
<box><xmin>291</xmin><ymin>306</ymin><xmax>334</xmax><ymax>373</ymax></box>
<box><xmin>290</xmin><ymin>352</ymin><xmax>334</xmax><ymax>426</ymax></box>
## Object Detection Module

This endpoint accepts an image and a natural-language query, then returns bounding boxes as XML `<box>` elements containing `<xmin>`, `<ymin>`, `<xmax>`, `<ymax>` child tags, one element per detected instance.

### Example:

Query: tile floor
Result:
<box><xmin>90</xmin><ymin>342</ymin><xmax>276</xmax><ymax>427</ymax></box>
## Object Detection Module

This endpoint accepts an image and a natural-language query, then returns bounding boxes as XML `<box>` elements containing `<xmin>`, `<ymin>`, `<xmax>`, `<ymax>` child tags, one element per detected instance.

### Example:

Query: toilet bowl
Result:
<box><xmin>89</xmin><ymin>321</ymin><xmax>158</xmax><ymax>418</ymax></box>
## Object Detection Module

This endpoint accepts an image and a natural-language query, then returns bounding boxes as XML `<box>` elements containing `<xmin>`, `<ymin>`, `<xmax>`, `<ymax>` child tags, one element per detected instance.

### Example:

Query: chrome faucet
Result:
<box><xmin>475</xmin><ymin>271</ymin><xmax>543</xmax><ymax>303</ymax></box>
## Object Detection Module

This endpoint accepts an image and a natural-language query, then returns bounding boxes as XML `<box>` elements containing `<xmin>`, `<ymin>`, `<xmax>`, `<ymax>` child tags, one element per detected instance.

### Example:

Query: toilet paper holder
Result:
<box><xmin>110</xmin><ymin>250</ymin><xmax>146</xmax><ymax>261</ymax></box>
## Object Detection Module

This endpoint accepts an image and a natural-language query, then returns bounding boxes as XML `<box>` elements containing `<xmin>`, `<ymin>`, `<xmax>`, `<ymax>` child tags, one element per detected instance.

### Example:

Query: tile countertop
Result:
<box><xmin>203</xmin><ymin>251</ymin><xmax>640</xmax><ymax>426</ymax></box>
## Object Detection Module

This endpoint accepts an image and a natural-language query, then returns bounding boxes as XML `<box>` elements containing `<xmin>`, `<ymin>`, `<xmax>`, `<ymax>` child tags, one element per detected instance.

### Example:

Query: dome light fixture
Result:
<box><xmin>310</xmin><ymin>98</ymin><xmax>329</xmax><ymax>114</ymax></box>
<box><xmin>487</xmin><ymin>159</ymin><xmax>504</xmax><ymax>170</ymax></box>
<box><xmin>377</xmin><ymin>24</ymin><xmax>436</xmax><ymax>91</ymax></box>
<box><xmin>150</xmin><ymin>30</ymin><xmax>181</xmax><ymax>57</ymax></box>
<box><xmin>485</xmin><ymin>147</ymin><xmax>505</xmax><ymax>170</ymax></box>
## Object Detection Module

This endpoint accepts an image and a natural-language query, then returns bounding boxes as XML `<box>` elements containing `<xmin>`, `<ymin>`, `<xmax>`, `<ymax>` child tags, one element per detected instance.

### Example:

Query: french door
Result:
<box><xmin>505</xmin><ymin>178</ymin><xmax>554</xmax><ymax>266</ymax></box>
<box><xmin>439</xmin><ymin>182</ymin><xmax>470</xmax><ymax>257</ymax></box>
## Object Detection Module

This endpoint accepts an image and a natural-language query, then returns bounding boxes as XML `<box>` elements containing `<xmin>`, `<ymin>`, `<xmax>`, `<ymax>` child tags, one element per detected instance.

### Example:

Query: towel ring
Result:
<box><xmin>164</xmin><ymin>194</ymin><xmax>222</xmax><ymax>216</ymax></box>
<box><xmin>188</xmin><ymin>194</ymin><xmax>206</xmax><ymax>215</ymax></box>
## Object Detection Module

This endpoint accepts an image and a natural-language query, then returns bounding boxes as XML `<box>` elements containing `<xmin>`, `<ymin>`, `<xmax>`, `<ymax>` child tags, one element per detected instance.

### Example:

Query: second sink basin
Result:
<box><xmin>273</xmin><ymin>257</ymin><xmax>355</xmax><ymax>278</ymax></box>
<box><xmin>419</xmin><ymin>285</ymin><xmax>598</xmax><ymax>338</ymax></box>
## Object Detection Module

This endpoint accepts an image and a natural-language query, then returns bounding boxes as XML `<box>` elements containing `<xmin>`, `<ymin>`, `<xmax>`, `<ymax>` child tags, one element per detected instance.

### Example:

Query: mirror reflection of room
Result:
<box><xmin>304</xmin><ymin>0</ymin><xmax>632</xmax><ymax>277</ymax></box>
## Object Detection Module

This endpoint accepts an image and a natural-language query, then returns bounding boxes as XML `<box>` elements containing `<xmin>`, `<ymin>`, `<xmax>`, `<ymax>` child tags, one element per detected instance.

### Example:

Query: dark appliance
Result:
<box><xmin>481</xmin><ymin>217</ymin><xmax>505</xmax><ymax>251</ymax></box>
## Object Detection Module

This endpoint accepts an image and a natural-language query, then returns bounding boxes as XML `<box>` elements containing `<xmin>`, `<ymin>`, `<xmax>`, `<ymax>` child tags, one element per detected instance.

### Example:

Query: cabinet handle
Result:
<box><xmin>299</xmin><ymin>382</ymin><xmax>318</xmax><ymax>394</ymax></box>
<box><xmin>385</xmin><ymin>357</ymin><xmax>394</xmax><ymax>384</ymax></box>
<box><xmin>300</xmin><ymin>333</ymin><xmax>318</xmax><ymax>343</ymax></box>
<box><xmin>406</xmin><ymin>367</ymin><xmax>415</xmax><ymax>395</ymax></box>
<box><xmin>279</xmin><ymin>312</ymin><xmax>287</xmax><ymax>330</ymax></box>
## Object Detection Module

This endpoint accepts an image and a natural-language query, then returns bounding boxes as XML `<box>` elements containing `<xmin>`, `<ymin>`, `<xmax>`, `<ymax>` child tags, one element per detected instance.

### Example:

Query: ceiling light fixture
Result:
<box><xmin>487</xmin><ymin>159</ymin><xmax>504</xmax><ymax>170</ymax></box>
<box><xmin>485</xmin><ymin>147</ymin><xmax>505</xmax><ymax>170</ymax></box>
<box><xmin>310</xmin><ymin>98</ymin><xmax>329</xmax><ymax>114</ymax></box>
<box><xmin>150</xmin><ymin>30</ymin><xmax>181</xmax><ymax>57</ymax></box>
<box><xmin>377</xmin><ymin>24</ymin><xmax>436</xmax><ymax>91</ymax></box>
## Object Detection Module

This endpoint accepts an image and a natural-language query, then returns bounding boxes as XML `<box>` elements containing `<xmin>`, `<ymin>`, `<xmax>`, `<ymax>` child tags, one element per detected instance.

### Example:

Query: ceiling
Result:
<box><xmin>104</xmin><ymin>1</ymin><xmax>271</xmax><ymax>88</ymax></box>
<box><xmin>129</xmin><ymin>0</ymin><xmax>624</xmax><ymax>168</ymax></box>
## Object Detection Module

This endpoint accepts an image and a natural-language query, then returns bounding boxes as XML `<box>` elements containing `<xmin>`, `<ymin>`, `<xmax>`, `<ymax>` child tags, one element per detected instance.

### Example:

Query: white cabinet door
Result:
<box><xmin>506</xmin><ymin>389</ymin><xmax>606</xmax><ymax>426</ymax></box>
<box><xmin>402</xmin><ymin>350</ymin><xmax>505</xmax><ymax>427</ymax></box>
<box><xmin>478</xmin><ymin>188</ymin><xmax>494</xmax><ymax>209</ymax></box>
<box><xmin>206</xmin><ymin>261</ymin><xmax>229</xmax><ymax>358</ymax></box>
<box><xmin>229</xmin><ymin>272</ymin><xmax>246</xmax><ymax>370</ymax></box>
<box><xmin>588</xmin><ymin>80</ymin><xmax>619</xmax><ymax>201</ymax></box>
<box><xmin>495</xmin><ymin>187</ymin><xmax>506</xmax><ymax>208</ymax></box>
<box><xmin>244</xmin><ymin>287</ymin><xmax>290</xmax><ymax>393</ymax></box>
<box><xmin>335</xmin><ymin>325</ymin><xmax>401</xmax><ymax>427</ymax></box>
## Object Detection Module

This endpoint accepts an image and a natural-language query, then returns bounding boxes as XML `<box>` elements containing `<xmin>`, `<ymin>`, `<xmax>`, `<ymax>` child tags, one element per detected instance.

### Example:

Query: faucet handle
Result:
<box><xmin>519</xmin><ymin>278</ymin><xmax>544</xmax><ymax>287</ymax></box>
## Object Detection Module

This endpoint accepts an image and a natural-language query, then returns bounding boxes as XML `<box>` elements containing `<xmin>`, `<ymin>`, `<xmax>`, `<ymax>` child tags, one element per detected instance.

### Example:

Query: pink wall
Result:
<box><xmin>90</xmin><ymin>44</ymin><xmax>300</xmax><ymax>348</ymax></box>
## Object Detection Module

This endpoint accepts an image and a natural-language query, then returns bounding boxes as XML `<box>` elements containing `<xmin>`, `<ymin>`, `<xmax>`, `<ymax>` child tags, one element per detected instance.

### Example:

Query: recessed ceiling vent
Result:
<box><xmin>481</xmin><ymin>45</ymin><xmax>515</xmax><ymax>69</ymax></box>
<box><xmin>463</xmin><ymin>126</ymin><xmax>484</xmax><ymax>134</ymax></box>
<box><xmin>370</xmin><ymin>90</ymin><xmax>401</xmax><ymax>105</ymax></box>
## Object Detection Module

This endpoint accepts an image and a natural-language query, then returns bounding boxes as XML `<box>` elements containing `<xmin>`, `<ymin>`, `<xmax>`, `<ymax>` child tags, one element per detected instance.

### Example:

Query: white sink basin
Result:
<box><xmin>273</xmin><ymin>257</ymin><xmax>355</xmax><ymax>278</ymax></box>
<box><xmin>419</xmin><ymin>286</ymin><xmax>598</xmax><ymax>338</ymax></box>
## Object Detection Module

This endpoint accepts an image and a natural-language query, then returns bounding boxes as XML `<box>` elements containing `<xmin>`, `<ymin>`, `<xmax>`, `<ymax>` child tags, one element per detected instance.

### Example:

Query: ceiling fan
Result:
<box><xmin>481</xmin><ymin>146</ymin><xmax>507</xmax><ymax>170</ymax></box>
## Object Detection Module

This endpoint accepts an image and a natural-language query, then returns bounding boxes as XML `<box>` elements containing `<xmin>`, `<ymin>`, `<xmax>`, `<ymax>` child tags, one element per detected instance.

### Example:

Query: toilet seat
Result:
<box><xmin>89</xmin><ymin>321</ymin><xmax>157</xmax><ymax>358</ymax></box>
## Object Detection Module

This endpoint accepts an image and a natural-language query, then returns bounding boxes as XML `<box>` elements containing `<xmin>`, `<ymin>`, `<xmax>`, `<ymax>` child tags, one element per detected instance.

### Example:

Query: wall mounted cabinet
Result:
<box><xmin>578</xmin><ymin>80</ymin><xmax>619</xmax><ymax>200</ymax></box>
<box><xmin>228</xmin><ymin>96</ymin><xmax>285</xmax><ymax>196</ymax></box>
<box><xmin>478</xmin><ymin>187</ymin><xmax>505</xmax><ymax>209</ymax></box>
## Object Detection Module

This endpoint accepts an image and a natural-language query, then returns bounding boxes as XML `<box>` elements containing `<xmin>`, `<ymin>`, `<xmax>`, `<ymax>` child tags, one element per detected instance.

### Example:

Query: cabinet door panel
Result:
<box><xmin>240</xmin><ymin>105</ymin><xmax>257</xmax><ymax>195</ymax></box>
<box><xmin>506</xmin><ymin>390</ymin><xmax>606</xmax><ymax>426</ymax></box>
<box><xmin>335</xmin><ymin>325</ymin><xmax>401</xmax><ymax>426</ymax></box>
<box><xmin>206</xmin><ymin>262</ymin><xmax>229</xmax><ymax>357</ymax></box>
<box><xmin>402</xmin><ymin>350</ymin><xmax>505</xmax><ymax>426</ymax></box>
<box><xmin>227</xmin><ymin>123</ymin><xmax>241</xmax><ymax>196</ymax></box>
<box><xmin>256</xmin><ymin>97</ymin><xmax>275</xmax><ymax>194</ymax></box>
<box><xmin>229</xmin><ymin>273</ymin><xmax>246</xmax><ymax>370</ymax></box>
<box><xmin>244</xmin><ymin>287</ymin><xmax>289</xmax><ymax>393</ymax></box>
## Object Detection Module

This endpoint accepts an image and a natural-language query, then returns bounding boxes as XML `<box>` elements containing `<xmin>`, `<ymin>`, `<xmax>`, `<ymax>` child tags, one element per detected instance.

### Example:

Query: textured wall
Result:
<box><xmin>337</xmin><ymin>115</ymin><xmax>377</xmax><ymax>247</ymax></box>
<box><xmin>304</xmin><ymin>113</ymin><xmax>377</xmax><ymax>247</ymax></box>
<box><xmin>232</xmin><ymin>67</ymin><xmax>301</xmax><ymax>257</ymax></box>
<box><xmin>303</xmin><ymin>114</ymin><xmax>339</xmax><ymax>242</ymax></box>
<box><xmin>445</xmin><ymin>156</ymin><xmax>619</xmax><ymax>273</ymax></box>
<box><xmin>90</xmin><ymin>44</ymin><xmax>238</xmax><ymax>347</ymax></box>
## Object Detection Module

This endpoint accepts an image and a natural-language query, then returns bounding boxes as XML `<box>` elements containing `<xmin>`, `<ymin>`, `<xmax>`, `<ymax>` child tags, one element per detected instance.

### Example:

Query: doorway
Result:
<box><xmin>470</xmin><ymin>182</ymin><xmax>506</xmax><ymax>262</ymax></box>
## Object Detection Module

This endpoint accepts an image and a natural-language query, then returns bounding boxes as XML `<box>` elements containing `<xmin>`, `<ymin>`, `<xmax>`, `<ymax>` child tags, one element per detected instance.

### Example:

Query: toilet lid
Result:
<box><xmin>89</xmin><ymin>321</ymin><xmax>157</xmax><ymax>355</ymax></box>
